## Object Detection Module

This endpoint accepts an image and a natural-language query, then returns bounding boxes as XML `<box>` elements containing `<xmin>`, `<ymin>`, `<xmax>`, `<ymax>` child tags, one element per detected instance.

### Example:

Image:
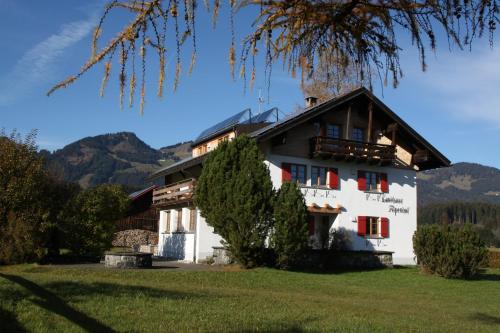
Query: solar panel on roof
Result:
<box><xmin>193</xmin><ymin>107</ymin><xmax>283</xmax><ymax>144</ymax></box>
<box><xmin>245</xmin><ymin>108</ymin><xmax>279</xmax><ymax>124</ymax></box>
<box><xmin>194</xmin><ymin>108</ymin><xmax>251</xmax><ymax>142</ymax></box>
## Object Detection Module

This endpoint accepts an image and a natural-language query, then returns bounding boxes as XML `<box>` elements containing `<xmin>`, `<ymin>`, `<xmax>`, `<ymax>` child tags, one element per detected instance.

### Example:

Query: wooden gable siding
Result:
<box><xmin>267</xmin><ymin>98</ymin><xmax>420</xmax><ymax>169</ymax></box>
<box><xmin>270</xmin><ymin>121</ymin><xmax>315</xmax><ymax>158</ymax></box>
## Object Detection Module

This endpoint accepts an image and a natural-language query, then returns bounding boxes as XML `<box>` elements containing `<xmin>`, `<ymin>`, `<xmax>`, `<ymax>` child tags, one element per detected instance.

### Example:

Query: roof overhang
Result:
<box><xmin>147</xmin><ymin>154</ymin><xmax>207</xmax><ymax>181</ymax></box>
<box><xmin>251</xmin><ymin>87</ymin><xmax>450</xmax><ymax>170</ymax></box>
<box><xmin>307</xmin><ymin>203</ymin><xmax>342</xmax><ymax>215</ymax></box>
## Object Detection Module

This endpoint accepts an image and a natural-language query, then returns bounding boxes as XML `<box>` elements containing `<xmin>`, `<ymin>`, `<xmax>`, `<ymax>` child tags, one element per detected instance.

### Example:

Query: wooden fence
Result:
<box><xmin>116</xmin><ymin>208</ymin><xmax>159</xmax><ymax>232</ymax></box>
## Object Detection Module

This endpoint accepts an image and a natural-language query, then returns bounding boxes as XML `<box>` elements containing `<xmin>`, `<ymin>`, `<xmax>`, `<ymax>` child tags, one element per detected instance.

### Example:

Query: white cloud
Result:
<box><xmin>0</xmin><ymin>12</ymin><xmax>97</xmax><ymax>106</ymax></box>
<box><xmin>411</xmin><ymin>47</ymin><xmax>500</xmax><ymax>127</ymax></box>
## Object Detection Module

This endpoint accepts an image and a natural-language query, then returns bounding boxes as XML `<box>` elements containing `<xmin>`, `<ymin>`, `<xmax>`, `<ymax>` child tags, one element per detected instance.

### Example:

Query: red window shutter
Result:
<box><xmin>357</xmin><ymin>170</ymin><xmax>366</xmax><ymax>191</ymax></box>
<box><xmin>282</xmin><ymin>163</ymin><xmax>291</xmax><ymax>182</ymax></box>
<box><xmin>327</xmin><ymin>168</ymin><xmax>339</xmax><ymax>189</ymax></box>
<box><xmin>357</xmin><ymin>216</ymin><xmax>367</xmax><ymax>236</ymax></box>
<box><xmin>381</xmin><ymin>217</ymin><xmax>389</xmax><ymax>238</ymax></box>
<box><xmin>308</xmin><ymin>216</ymin><xmax>315</xmax><ymax>236</ymax></box>
<box><xmin>380</xmin><ymin>173</ymin><xmax>389</xmax><ymax>193</ymax></box>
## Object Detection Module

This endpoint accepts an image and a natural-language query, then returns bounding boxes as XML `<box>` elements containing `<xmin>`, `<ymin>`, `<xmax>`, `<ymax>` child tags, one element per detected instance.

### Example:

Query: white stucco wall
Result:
<box><xmin>157</xmin><ymin>208</ymin><xmax>196</xmax><ymax>261</ymax></box>
<box><xmin>195</xmin><ymin>212</ymin><xmax>224</xmax><ymax>263</ymax></box>
<box><xmin>157</xmin><ymin>154</ymin><xmax>417</xmax><ymax>265</ymax></box>
<box><xmin>266</xmin><ymin>153</ymin><xmax>417</xmax><ymax>265</ymax></box>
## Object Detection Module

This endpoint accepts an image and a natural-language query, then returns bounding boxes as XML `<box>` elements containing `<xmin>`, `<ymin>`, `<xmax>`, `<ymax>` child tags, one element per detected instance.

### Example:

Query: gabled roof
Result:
<box><xmin>250</xmin><ymin>87</ymin><xmax>450</xmax><ymax>168</ymax></box>
<box><xmin>147</xmin><ymin>154</ymin><xmax>207</xmax><ymax>181</ymax></box>
<box><xmin>129</xmin><ymin>185</ymin><xmax>157</xmax><ymax>200</ymax></box>
<box><xmin>149</xmin><ymin>87</ymin><xmax>450</xmax><ymax>180</ymax></box>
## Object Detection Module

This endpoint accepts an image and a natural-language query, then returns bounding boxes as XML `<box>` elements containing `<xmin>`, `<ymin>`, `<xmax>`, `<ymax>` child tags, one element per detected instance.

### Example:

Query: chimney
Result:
<box><xmin>305</xmin><ymin>96</ymin><xmax>318</xmax><ymax>108</ymax></box>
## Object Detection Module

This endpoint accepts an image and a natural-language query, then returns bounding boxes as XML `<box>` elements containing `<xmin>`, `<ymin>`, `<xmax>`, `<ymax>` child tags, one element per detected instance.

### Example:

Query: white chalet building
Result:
<box><xmin>148</xmin><ymin>88</ymin><xmax>450</xmax><ymax>265</ymax></box>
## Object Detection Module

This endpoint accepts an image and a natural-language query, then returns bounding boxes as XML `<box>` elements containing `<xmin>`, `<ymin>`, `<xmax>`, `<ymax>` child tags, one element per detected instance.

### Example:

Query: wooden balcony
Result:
<box><xmin>310</xmin><ymin>136</ymin><xmax>396</xmax><ymax>165</ymax></box>
<box><xmin>152</xmin><ymin>179</ymin><xmax>196</xmax><ymax>207</ymax></box>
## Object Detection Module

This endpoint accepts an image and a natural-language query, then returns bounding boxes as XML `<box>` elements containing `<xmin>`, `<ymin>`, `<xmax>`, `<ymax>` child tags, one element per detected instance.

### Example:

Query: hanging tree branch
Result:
<box><xmin>48</xmin><ymin>0</ymin><xmax>498</xmax><ymax>113</ymax></box>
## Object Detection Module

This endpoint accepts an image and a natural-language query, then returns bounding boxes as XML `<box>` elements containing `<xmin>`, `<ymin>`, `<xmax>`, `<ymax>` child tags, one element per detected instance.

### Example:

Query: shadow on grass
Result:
<box><xmin>42</xmin><ymin>280</ymin><xmax>202</xmax><ymax>300</ymax></box>
<box><xmin>229</xmin><ymin>316</ymin><xmax>318</xmax><ymax>333</ymax></box>
<box><xmin>285</xmin><ymin>265</ymin><xmax>396</xmax><ymax>275</ymax></box>
<box><xmin>235</xmin><ymin>326</ymin><xmax>305</xmax><ymax>333</ymax></box>
<box><xmin>470</xmin><ymin>271</ymin><xmax>500</xmax><ymax>281</ymax></box>
<box><xmin>0</xmin><ymin>307</ymin><xmax>27</xmax><ymax>333</ymax></box>
<box><xmin>0</xmin><ymin>273</ymin><xmax>116</xmax><ymax>333</ymax></box>
<box><xmin>0</xmin><ymin>273</ymin><xmax>203</xmax><ymax>333</ymax></box>
<box><xmin>470</xmin><ymin>313</ymin><xmax>500</xmax><ymax>326</ymax></box>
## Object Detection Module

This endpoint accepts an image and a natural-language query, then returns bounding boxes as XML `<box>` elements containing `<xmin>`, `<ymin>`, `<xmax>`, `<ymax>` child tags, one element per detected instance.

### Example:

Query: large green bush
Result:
<box><xmin>271</xmin><ymin>182</ymin><xmax>309</xmax><ymax>269</ymax></box>
<box><xmin>61</xmin><ymin>184</ymin><xmax>130</xmax><ymax>257</ymax></box>
<box><xmin>194</xmin><ymin>135</ymin><xmax>274</xmax><ymax>268</ymax></box>
<box><xmin>0</xmin><ymin>131</ymin><xmax>46</xmax><ymax>264</ymax></box>
<box><xmin>413</xmin><ymin>224</ymin><xmax>488</xmax><ymax>278</ymax></box>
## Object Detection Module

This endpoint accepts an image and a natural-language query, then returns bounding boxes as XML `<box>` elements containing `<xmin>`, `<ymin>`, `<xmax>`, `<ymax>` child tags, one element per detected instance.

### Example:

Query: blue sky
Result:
<box><xmin>1</xmin><ymin>0</ymin><xmax>499</xmax><ymax>168</ymax></box>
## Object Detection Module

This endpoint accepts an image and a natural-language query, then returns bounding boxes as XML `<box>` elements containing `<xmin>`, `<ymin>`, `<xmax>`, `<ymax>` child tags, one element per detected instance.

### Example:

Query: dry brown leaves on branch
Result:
<box><xmin>48</xmin><ymin>1</ymin><xmax>498</xmax><ymax>113</ymax></box>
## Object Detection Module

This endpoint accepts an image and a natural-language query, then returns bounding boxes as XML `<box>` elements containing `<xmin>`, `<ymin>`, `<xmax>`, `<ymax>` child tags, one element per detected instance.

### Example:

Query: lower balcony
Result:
<box><xmin>310</xmin><ymin>136</ymin><xmax>396</xmax><ymax>165</ymax></box>
<box><xmin>152</xmin><ymin>179</ymin><xmax>196</xmax><ymax>207</ymax></box>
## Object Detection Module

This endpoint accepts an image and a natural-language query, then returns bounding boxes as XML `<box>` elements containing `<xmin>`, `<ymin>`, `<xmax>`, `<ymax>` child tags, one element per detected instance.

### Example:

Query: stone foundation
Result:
<box><xmin>333</xmin><ymin>250</ymin><xmax>393</xmax><ymax>268</ymax></box>
<box><xmin>298</xmin><ymin>250</ymin><xmax>394</xmax><ymax>269</ymax></box>
<box><xmin>212</xmin><ymin>247</ymin><xmax>233</xmax><ymax>265</ymax></box>
<box><xmin>105</xmin><ymin>252</ymin><xmax>153</xmax><ymax>268</ymax></box>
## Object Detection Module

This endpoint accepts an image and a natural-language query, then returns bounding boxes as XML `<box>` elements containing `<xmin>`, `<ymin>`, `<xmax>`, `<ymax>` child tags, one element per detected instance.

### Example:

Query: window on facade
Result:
<box><xmin>291</xmin><ymin>164</ymin><xmax>307</xmax><ymax>185</ymax></box>
<box><xmin>189</xmin><ymin>209</ymin><xmax>197</xmax><ymax>232</ymax></box>
<box><xmin>197</xmin><ymin>144</ymin><xmax>208</xmax><ymax>155</ymax></box>
<box><xmin>358</xmin><ymin>216</ymin><xmax>389</xmax><ymax>238</ymax></box>
<box><xmin>358</xmin><ymin>170</ymin><xmax>388</xmax><ymax>192</ymax></box>
<box><xmin>165</xmin><ymin>211</ymin><xmax>171</xmax><ymax>233</ymax></box>
<box><xmin>311</xmin><ymin>166</ymin><xmax>327</xmax><ymax>186</ymax></box>
<box><xmin>352</xmin><ymin>127</ymin><xmax>364</xmax><ymax>142</ymax></box>
<box><xmin>366</xmin><ymin>217</ymin><xmax>379</xmax><ymax>237</ymax></box>
<box><xmin>176</xmin><ymin>209</ymin><xmax>183</xmax><ymax>232</ymax></box>
<box><xmin>218</xmin><ymin>135</ymin><xmax>229</xmax><ymax>144</ymax></box>
<box><xmin>366</xmin><ymin>171</ymin><xmax>380</xmax><ymax>191</ymax></box>
<box><xmin>326</xmin><ymin>124</ymin><xmax>341</xmax><ymax>139</ymax></box>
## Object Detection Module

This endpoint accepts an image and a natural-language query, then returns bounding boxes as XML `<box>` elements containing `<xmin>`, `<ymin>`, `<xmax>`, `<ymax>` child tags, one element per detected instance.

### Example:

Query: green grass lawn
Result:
<box><xmin>1</xmin><ymin>265</ymin><xmax>499</xmax><ymax>332</ymax></box>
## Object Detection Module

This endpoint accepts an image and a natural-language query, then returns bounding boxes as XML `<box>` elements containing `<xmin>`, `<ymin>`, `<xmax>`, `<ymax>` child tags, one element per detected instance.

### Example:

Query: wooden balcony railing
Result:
<box><xmin>310</xmin><ymin>136</ymin><xmax>396</xmax><ymax>164</ymax></box>
<box><xmin>152</xmin><ymin>179</ymin><xmax>196</xmax><ymax>206</ymax></box>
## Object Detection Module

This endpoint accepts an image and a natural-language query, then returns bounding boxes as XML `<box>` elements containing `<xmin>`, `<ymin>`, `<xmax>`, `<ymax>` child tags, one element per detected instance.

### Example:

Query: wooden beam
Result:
<box><xmin>386</xmin><ymin>123</ymin><xmax>398</xmax><ymax>146</ymax></box>
<box><xmin>367</xmin><ymin>101</ymin><xmax>373</xmax><ymax>142</ymax></box>
<box><xmin>345</xmin><ymin>104</ymin><xmax>351</xmax><ymax>140</ymax></box>
<box><xmin>391</xmin><ymin>124</ymin><xmax>398</xmax><ymax>145</ymax></box>
<box><xmin>307</xmin><ymin>204</ymin><xmax>342</xmax><ymax>215</ymax></box>
<box><xmin>387</xmin><ymin>123</ymin><xmax>398</xmax><ymax>132</ymax></box>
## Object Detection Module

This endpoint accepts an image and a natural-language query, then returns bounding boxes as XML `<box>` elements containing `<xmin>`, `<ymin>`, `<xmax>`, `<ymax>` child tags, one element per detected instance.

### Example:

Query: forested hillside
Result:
<box><xmin>418</xmin><ymin>201</ymin><xmax>500</xmax><ymax>246</ymax></box>
<box><xmin>40</xmin><ymin>132</ymin><xmax>192</xmax><ymax>189</ymax></box>
<box><xmin>417</xmin><ymin>162</ymin><xmax>500</xmax><ymax>206</ymax></box>
<box><xmin>417</xmin><ymin>163</ymin><xmax>500</xmax><ymax>246</ymax></box>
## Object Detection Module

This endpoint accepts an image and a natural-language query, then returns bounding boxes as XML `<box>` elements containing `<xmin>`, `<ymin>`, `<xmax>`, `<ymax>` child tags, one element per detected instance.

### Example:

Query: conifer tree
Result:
<box><xmin>271</xmin><ymin>182</ymin><xmax>309</xmax><ymax>269</ymax></box>
<box><xmin>194</xmin><ymin>135</ymin><xmax>274</xmax><ymax>268</ymax></box>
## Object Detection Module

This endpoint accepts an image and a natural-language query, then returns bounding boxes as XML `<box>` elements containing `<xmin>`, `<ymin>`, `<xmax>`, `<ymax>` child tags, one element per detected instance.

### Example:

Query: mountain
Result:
<box><xmin>417</xmin><ymin>162</ymin><xmax>500</xmax><ymax>206</ymax></box>
<box><xmin>159</xmin><ymin>141</ymin><xmax>192</xmax><ymax>162</ymax></box>
<box><xmin>41</xmin><ymin>132</ymin><xmax>192</xmax><ymax>189</ymax></box>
